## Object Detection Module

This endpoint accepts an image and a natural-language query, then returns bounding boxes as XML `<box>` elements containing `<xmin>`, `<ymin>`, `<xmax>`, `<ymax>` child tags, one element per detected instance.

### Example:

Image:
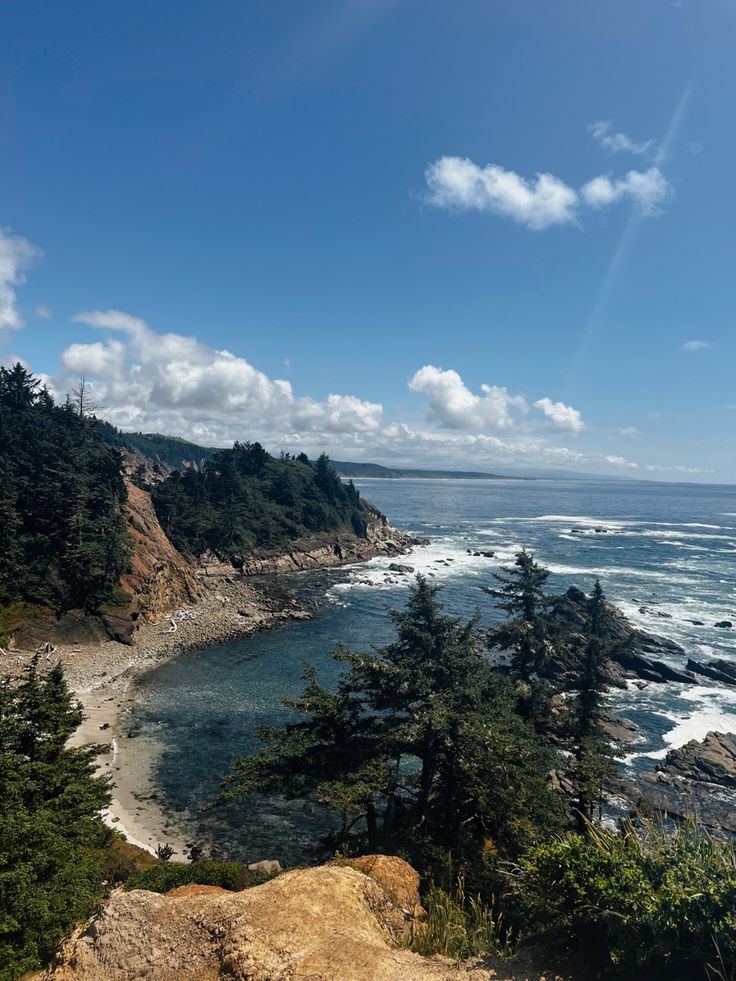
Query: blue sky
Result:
<box><xmin>1</xmin><ymin>0</ymin><xmax>734</xmax><ymax>480</ymax></box>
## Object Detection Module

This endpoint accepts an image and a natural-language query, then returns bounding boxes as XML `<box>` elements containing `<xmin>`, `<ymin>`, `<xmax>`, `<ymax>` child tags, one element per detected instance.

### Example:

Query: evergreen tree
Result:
<box><xmin>0</xmin><ymin>364</ymin><xmax>130</xmax><ymax>621</ymax></box>
<box><xmin>222</xmin><ymin>578</ymin><xmax>564</xmax><ymax>867</ymax></box>
<box><xmin>0</xmin><ymin>659</ymin><xmax>113</xmax><ymax>978</ymax></box>
<box><xmin>568</xmin><ymin>580</ymin><xmax>618</xmax><ymax>830</ymax></box>
<box><xmin>484</xmin><ymin>549</ymin><xmax>552</xmax><ymax>681</ymax></box>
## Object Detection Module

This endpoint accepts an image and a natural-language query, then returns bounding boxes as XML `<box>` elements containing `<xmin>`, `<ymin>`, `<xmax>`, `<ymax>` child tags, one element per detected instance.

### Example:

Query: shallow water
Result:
<box><xmin>124</xmin><ymin>477</ymin><xmax>736</xmax><ymax>863</ymax></box>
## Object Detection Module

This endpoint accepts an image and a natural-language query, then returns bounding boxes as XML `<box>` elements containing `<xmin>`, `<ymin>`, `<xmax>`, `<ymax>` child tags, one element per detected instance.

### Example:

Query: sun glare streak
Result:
<box><xmin>564</xmin><ymin>82</ymin><xmax>694</xmax><ymax>394</ymax></box>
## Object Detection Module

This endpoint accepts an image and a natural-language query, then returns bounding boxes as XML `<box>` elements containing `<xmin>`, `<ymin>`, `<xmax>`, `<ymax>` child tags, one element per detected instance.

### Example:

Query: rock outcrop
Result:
<box><xmin>44</xmin><ymin>859</ymin><xmax>500</xmax><ymax>981</ymax></box>
<box><xmin>120</xmin><ymin>481</ymin><xmax>205</xmax><ymax>622</ymax></box>
<box><xmin>635</xmin><ymin>732</ymin><xmax>736</xmax><ymax>831</ymax></box>
<box><xmin>541</xmin><ymin>587</ymin><xmax>694</xmax><ymax>687</ymax></box>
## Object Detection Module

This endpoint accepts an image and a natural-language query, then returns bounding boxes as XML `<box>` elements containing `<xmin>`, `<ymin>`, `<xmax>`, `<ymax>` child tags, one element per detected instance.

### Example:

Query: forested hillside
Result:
<box><xmin>95</xmin><ymin>422</ymin><xmax>217</xmax><ymax>470</ymax></box>
<box><xmin>0</xmin><ymin>364</ymin><xmax>380</xmax><ymax>635</ymax></box>
<box><xmin>150</xmin><ymin>443</ymin><xmax>374</xmax><ymax>558</ymax></box>
<box><xmin>0</xmin><ymin>365</ymin><xmax>130</xmax><ymax>629</ymax></box>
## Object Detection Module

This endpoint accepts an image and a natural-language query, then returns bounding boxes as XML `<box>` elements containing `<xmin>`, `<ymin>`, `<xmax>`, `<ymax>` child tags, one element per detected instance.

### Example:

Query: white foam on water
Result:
<box><xmin>331</xmin><ymin>538</ymin><xmax>521</xmax><ymax>596</ymax></box>
<box><xmin>627</xmin><ymin>686</ymin><xmax>736</xmax><ymax>764</ymax></box>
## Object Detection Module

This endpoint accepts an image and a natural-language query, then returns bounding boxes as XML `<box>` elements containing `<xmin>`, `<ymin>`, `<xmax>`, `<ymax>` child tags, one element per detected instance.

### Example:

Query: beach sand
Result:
<box><xmin>10</xmin><ymin>575</ymin><xmax>317</xmax><ymax>861</ymax></box>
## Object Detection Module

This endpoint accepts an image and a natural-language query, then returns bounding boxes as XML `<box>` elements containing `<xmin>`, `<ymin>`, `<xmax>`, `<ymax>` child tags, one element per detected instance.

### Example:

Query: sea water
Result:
<box><xmin>123</xmin><ymin>478</ymin><xmax>736</xmax><ymax>863</ymax></box>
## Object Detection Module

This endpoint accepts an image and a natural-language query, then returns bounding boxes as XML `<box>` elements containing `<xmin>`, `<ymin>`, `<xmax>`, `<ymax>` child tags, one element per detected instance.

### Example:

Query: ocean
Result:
<box><xmin>122</xmin><ymin>477</ymin><xmax>736</xmax><ymax>863</ymax></box>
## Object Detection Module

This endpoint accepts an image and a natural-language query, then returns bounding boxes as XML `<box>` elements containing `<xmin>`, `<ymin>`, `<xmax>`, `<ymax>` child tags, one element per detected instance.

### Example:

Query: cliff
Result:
<box><xmin>43</xmin><ymin>857</ymin><xmax>508</xmax><ymax>981</ymax></box>
<box><xmin>120</xmin><ymin>481</ymin><xmax>205</xmax><ymax>621</ymax></box>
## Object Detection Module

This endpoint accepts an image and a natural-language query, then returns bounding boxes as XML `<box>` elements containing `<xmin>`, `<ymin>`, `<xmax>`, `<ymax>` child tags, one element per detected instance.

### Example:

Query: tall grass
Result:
<box><xmin>412</xmin><ymin>874</ymin><xmax>515</xmax><ymax>960</ymax></box>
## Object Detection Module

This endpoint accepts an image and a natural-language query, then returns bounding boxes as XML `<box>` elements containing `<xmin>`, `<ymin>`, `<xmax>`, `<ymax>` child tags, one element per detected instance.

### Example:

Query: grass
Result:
<box><xmin>412</xmin><ymin>874</ymin><xmax>516</xmax><ymax>960</ymax></box>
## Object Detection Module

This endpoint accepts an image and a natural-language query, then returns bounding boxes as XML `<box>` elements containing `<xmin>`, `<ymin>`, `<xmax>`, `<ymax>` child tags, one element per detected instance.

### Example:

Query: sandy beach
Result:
<box><xmin>10</xmin><ymin>574</ymin><xmax>317</xmax><ymax>861</ymax></box>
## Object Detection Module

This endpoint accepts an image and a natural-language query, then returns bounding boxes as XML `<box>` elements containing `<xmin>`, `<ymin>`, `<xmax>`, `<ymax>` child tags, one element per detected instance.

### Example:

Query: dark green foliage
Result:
<box><xmin>95</xmin><ymin>421</ymin><xmax>217</xmax><ymax>470</ymax></box>
<box><xmin>568</xmin><ymin>580</ymin><xmax>619</xmax><ymax>830</ymax></box>
<box><xmin>151</xmin><ymin>445</ymin><xmax>370</xmax><ymax>558</ymax></box>
<box><xmin>484</xmin><ymin>548</ymin><xmax>553</xmax><ymax>684</ymax></box>
<box><xmin>0</xmin><ymin>658</ymin><xmax>113</xmax><ymax>979</ymax></box>
<box><xmin>222</xmin><ymin>577</ymin><xmax>565</xmax><ymax>875</ymax></box>
<box><xmin>517</xmin><ymin>820</ymin><xmax>736</xmax><ymax>978</ymax></box>
<box><xmin>124</xmin><ymin>858</ymin><xmax>270</xmax><ymax>893</ymax></box>
<box><xmin>0</xmin><ymin>364</ymin><xmax>130</xmax><ymax>618</ymax></box>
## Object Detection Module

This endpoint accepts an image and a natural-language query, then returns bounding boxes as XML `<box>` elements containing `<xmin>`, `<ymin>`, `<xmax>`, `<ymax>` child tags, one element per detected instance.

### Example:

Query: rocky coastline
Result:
<box><xmin>2</xmin><ymin>486</ymin><xmax>419</xmax><ymax>860</ymax></box>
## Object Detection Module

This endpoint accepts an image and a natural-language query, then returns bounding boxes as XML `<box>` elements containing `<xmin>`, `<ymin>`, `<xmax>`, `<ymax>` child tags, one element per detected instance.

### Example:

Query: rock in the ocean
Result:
<box><xmin>635</xmin><ymin>732</ymin><xmax>736</xmax><ymax>831</ymax></box>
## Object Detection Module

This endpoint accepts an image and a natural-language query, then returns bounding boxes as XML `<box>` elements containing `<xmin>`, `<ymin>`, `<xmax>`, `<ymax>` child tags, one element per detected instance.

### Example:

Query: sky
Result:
<box><xmin>1</xmin><ymin>0</ymin><xmax>734</xmax><ymax>481</ymax></box>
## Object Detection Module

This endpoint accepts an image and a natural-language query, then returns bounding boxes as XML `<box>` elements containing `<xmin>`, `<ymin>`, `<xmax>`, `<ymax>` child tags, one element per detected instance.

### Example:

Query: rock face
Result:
<box><xmin>44</xmin><ymin>860</ymin><xmax>494</xmax><ymax>981</ymax></box>
<box><xmin>540</xmin><ymin>587</ymin><xmax>693</xmax><ymax>687</ymax></box>
<box><xmin>227</xmin><ymin>505</ymin><xmax>420</xmax><ymax>577</ymax></box>
<box><xmin>635</xmin><ymin>732</ymin><xmax>736</xmax><ymax>831</ymax></box>
<box><xmin>120</xmin><ymin>481</ymin><xmax>205</xmax><ymax>623</ymax></box>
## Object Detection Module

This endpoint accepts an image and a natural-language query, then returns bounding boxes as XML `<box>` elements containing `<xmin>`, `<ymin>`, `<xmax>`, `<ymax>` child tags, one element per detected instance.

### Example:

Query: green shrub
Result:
<box><xmin>517</xmin><ymin>819</ymin><xmax>736</xmax><ymax>978</ymax></box>
<box><xmin>412</xmin><ymin>874</ymin><xmax>515</xmax><ymax>960</ymax></box>
<box><xmin>124</xmin><ymin>858</ymin><xmax>271</xmax><ymax>894</ymax></box>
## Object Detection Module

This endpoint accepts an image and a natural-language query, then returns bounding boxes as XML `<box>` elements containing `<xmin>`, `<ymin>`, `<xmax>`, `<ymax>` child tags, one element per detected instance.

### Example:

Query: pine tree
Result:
<box><xmin>484</xmin><ymin>549</ymin><xmax>552</xmax><ymax>682</ymax></box>
<box><xmin>569</xmin><ymin>580</ymin><xmax>618</xmax><ymax>831</ymax></box>
<box><xmin>222</xmin><ymin>578</ymin><xmax>564</xmax><ymax>865</ymax></box>
<box><xmin>0</xmin><ymin>659</ymin><xmax>112</xmax><ymax>978</ymax></box>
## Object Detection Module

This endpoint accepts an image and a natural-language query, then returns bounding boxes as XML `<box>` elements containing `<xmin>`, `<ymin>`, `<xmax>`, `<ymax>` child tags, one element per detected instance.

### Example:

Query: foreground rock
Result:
<box><xmin>44</xmin><ymin>859</ymin><xmax>519</xmax><ymax>981</ymax></box>
<box><xmin>635</xmin><ymin>732</ymin><xmax>736</xmax><ymax>831</ymax></box>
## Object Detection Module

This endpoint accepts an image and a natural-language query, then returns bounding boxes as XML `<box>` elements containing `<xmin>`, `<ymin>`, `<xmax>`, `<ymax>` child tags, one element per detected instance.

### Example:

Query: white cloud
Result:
<box><xmin>424</xmin><ymin>157</ymin><xmax>578</xmax><ymax>230</ymax></box>
<box><xmin>408</xmin><ymin>365</ymin><xmax>527</xmax><ymax>429</ymax></box>
<box><xmin>62</xmin><ymin>339</ymin><xmax>127</xmax><ymax>379</ymax></box>
<box><xmin>588</xmin><ymin>120</ymin><xmax>654</xmax><ymax>156</ymax></box>
<box><xmin>35</xmin><ymin>303</ymin><xmax>53</xmax><ymax>319</ymax></box>
<box><xmin>65</xmin><ymin>310</ymin><xmax>383</xmax><ymax>439</ymax></box>
<box><xmin>680</xmin><ymin>339</ymin><xmax>712</xmax><ymax>352</ymax></box>
<box><xmin>425</xmin><ymin>157</ymin><xmax>673</xmax><ymax>228</ymax></box>
<box><xmin>581</xmin><ymin>167</ymin><xmax>671</xmax><ymax>213</ymax></box>
<box><xmin>533</xmin><ymin>397</ymin><xmax>585</xmax><ymax>433</ymax></box>
<box><xmin>0</xmin><ymin>228</ymin><xmax>41</xmax><ymax>332</ymax></box>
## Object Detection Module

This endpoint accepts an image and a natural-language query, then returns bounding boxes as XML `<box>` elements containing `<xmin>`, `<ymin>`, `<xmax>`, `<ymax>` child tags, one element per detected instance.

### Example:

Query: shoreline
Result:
<box><xmin>66</xmin><ymin>574</ymin><xmax>323</xmax><ymax>860</ymax></box>
<box><xmin>12</xmin><ymin>530</ymin><xmax>417</xmax><ymax>862</ymax></box>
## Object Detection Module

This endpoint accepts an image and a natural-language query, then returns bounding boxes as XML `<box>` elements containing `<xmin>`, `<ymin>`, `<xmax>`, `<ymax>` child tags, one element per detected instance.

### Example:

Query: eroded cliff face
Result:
<box><xmin>120</xmin><ymin>481</ymin><xmax>204</xmax><ymax>622</ymax></box>
<box><xmin>44</xmin><ymin>858</ymin><xmax>495</xmax><ymax>981</ymax></box>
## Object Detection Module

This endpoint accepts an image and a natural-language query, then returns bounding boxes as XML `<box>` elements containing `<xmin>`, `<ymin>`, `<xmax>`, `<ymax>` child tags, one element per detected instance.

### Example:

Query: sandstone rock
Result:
<box><xmin>43</xmin><ymin>861</ymin><xmax>498</xmax><ymax>981</ymax></box>
<box><xmin>247</xmin><ymin>859</ymin><xmax>281</xmax><ymax>874</ymax></box>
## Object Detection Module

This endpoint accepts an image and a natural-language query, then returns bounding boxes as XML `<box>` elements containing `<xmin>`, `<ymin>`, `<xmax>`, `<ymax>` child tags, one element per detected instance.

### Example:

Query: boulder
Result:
<box><xmin>247</xmin><ymin>859</ymin><xmax>281</xmax><ymax>875</ymax></box>
<box><xmin>43</xmin><ymin>860</ymin><xmax>493</xmax><ymax>981</ymax></box>
<box><xmin>715</xmin><ymin>620</ymin><xmax>733</xmax><ymax>629</ymax></box>
<box><xmin>388</xmin><ymin>563</ymin><xmax>415</xmax><ymax>574</ymax></box>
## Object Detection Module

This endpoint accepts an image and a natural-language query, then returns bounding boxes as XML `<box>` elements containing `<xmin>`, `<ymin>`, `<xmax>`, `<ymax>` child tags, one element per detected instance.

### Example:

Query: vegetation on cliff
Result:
<box><xmin>149</xmin><ymin>442</ymin><xmax>372</xmax><ymax>557</ymax></box>
<box><xmin>0</xmin><ymin>365</ymin><xmax>130</xmax><ymax>628</ymax></box>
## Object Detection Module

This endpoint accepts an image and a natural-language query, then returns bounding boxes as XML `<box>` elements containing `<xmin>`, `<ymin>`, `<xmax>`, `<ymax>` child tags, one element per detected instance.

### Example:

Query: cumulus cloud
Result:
<box><xmin>588</xmin><ymin>120</ymin><xmax>654</xmax><ymax>156</ymax></box>
<box><xmin>424</xmin><ymin>157</ymin><xmax>578</xmax><ymax>230</ymax></box>
<box><xmin>408</xmin><ymin>365</ymin><xmax>527</xmax><ymax>429</ymax></box>
<box><xmin>424</xmin><ymin>157</ymin><xmax>673</xmax><ymax>228</ymax></box>
<box><xmin>581</xmin><ymin>167</ymin><xmax>671</xmax><ymax>213</ymax></box>
<box><xmin>64</xmin><ymin>310</ymin><xmax>383</xmax><ymax>440</ymax></box>
<box><xmin>533</xmin><ymin>397</ymin><xmax>585</xmax><ymax>433</ymax></box>
<box><xmin>680</xmin><ymin>339</ymin><xmax>712</xmax><ymax>352</ymax></box>
<box><xmin>0</xmin><ymin>228</ymin><xmax>41</xmax><ymax>332</ymax></box>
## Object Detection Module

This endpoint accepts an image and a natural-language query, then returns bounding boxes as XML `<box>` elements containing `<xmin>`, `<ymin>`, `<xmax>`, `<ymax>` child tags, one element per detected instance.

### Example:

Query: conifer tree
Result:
<box><xmin>222</xmin><ymin>578</ymin><xmax>564</xmax><ymax>865</ymax></box>
<box><xmin>569</xmin><ymin>580</ymin><xmax>618</xmax><ymax>830</ymax></box>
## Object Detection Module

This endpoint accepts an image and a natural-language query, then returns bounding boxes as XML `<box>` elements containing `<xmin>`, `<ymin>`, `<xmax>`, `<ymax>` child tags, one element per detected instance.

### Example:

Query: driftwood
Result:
<box><xmin>36</xmin><ymin>641</ymin><xmax>57</xmax><ymax>661</ymax></box>
<box><xmin>155</xmin><ymin>607</ymin><xmax>201</xmax><ymax>635</ymax></box>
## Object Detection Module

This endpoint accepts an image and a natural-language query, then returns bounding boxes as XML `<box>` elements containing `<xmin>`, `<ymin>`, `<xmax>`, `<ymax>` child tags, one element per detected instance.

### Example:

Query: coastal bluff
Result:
<box><xmin>43</xmin><ymin>856</ymin><xmax>539</xmax><ymax>981</ymax></box>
